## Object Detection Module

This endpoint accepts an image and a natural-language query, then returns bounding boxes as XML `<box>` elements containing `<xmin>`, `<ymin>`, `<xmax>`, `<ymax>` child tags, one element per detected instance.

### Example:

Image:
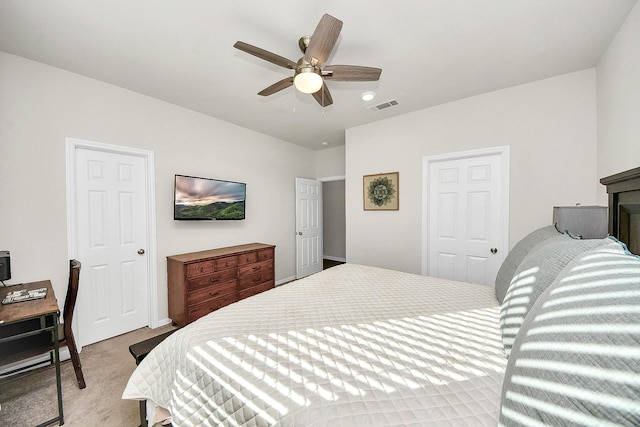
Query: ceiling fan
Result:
<box><xmin>233</xmin><ymin>13</ymin><xmax>382</xmax><ymax>107</ymax></box>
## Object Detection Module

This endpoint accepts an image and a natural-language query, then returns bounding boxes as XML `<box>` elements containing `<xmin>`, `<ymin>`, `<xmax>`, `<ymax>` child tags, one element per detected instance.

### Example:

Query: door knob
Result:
<box><xmin>138</xmin><ymin>249</ymin><xmax>145</xmax><ymax>255</ymax></box>
<box><xmin>490</xmin><ymin>248</ymin><xmax>498</xmax><ymax>254</ymax></box>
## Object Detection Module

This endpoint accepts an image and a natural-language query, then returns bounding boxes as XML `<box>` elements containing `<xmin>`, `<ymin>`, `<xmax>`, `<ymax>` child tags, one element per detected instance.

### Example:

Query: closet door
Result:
<box><xmin>425</xmin><ymin>150</ymin><xmax>508</xmax><ymax>286</ymax></box>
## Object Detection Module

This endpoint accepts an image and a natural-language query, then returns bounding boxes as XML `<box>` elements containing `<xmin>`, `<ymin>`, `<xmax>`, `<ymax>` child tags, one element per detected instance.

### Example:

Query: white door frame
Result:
<box><xmin>421</xmin><ymin>145</ymin><xmax>510</xmax><ymax>277</ymax></box>
<box><xmin>65</xmin><ymin>137</ymin><xmax>159</xmax><ymax>347</ymax></box>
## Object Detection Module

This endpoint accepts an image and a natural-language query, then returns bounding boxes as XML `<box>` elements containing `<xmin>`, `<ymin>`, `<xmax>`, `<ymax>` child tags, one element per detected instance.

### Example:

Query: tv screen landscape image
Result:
<box><xmin>174</xmin><ymin>175</ymin><xmax>246</xmax><ymax>220</ymax></box>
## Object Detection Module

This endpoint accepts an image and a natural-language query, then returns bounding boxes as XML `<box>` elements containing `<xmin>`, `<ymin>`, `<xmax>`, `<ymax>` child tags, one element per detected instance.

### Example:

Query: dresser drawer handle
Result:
<box><xmin>252</xmin><ymin>276</ymin><xmax>262</xmax><ymax>283</ymax></box>
<box><xmin>252</xmin><ymin>265</ymin><xmax>261</xmax><ymax>271</ymax></box>
<box><xmin>209</xmin><ymin>276</ymin><xmax>221</xmax><ymax>282</ymax></box>
<box><xmin>209</xmin><ymin>290</ymin><xmax>220</xmax><ymax>297</ymax></box>
<box><xmin>199</xmin><ymin>267</ymin><xmax>205</xmax><ymax>273</ymax></box>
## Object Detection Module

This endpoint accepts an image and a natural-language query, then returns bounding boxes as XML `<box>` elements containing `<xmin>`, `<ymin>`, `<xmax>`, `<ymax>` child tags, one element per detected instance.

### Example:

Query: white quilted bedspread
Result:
<box><xmin>123</xmin><ymin>264</ymin><xmax>507</xmax><ymax>426</ymax></box>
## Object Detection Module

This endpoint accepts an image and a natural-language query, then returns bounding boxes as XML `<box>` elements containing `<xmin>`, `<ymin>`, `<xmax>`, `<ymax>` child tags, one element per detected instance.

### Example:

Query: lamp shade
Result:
<box><xmin>294</xmin><ymin>68</ymin><xmax>323</xmax><ymax>94</ymax></box>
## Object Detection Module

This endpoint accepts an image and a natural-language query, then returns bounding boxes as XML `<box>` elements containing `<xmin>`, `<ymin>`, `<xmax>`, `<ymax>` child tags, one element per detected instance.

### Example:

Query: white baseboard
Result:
<box><xmin>276</xmin><ymin>275</ymin><xmax>296</xmax><ymax>286</ymax></box>
<box><xmin>154</xmin><ymin>317</ymin><xmax>173</xmax><ymax>328</ymax></box>
<box><xmin>0</xmin><ymin>348</ymin><xmax>71</xmax><ymax>377</ymax></box>
<box><xmin>323</xmin><ymin>255</ymin><xmax>346</xmax><ymax>262</ymax></box>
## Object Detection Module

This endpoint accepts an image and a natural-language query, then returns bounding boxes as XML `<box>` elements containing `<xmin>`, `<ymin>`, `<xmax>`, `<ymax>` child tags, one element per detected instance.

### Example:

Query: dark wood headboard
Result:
<box><xmin>600</xmin><ymin>167</ymin><xmax>640</xmax><ymax>254</ymax></box>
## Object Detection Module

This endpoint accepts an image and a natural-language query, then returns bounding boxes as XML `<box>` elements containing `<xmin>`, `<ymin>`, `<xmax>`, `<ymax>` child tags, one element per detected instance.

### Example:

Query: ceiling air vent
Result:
<box><xmin>368</xmin><ymin>99</ymin><xmax>399</xmax><ymax>111</ymax></box>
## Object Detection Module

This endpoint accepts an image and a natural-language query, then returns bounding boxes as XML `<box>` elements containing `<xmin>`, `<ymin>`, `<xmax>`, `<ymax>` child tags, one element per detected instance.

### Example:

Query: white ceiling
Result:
<box><xmin>0</xmin><ymin>0</ymin><xmax>635</xmax><ymax>150</ymax></box>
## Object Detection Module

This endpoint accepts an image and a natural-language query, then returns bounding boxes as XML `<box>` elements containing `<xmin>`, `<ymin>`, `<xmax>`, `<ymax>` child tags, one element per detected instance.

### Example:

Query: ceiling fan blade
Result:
<box><xmin>234</xmin><ymin>41</ymin><xmax>297</xmax><ymax>69</ymax></box>
<box><xmin>323</xmin><ymin>65</ymin><xmax>382</xmax><ymax>81</ymax></box>
<box><xmin>258</xmin><ymin>77</ymin><xmax>294</xmax><ymax>96</ymax></box>
<box><xmin>304</xmin><ymin>14</ymin><xmax>343</xmax><ymax>67</ymax></box>
<box><xmin>311</xmin><ymin>82</ymin><xmax>333</xmax><ymax>107</ymax></box>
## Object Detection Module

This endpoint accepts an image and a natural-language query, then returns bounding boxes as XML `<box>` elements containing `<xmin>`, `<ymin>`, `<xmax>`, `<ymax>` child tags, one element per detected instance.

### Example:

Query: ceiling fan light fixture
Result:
<box><xmin>234</xmin><ymin>14</ymin><xmax>380</xmax><ymax>108</ymax></box>
<box><xmin>294</xmin><ymin>67</ymin><xmax>323</xmax><ymax>94</ymax></box>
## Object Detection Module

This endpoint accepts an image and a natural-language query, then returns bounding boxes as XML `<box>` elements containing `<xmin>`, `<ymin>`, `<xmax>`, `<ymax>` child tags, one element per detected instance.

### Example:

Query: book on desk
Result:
<box><xmin>1</xmin><ymin>287</ymin><xmax>47</xmax><ymax>304</ymax></box>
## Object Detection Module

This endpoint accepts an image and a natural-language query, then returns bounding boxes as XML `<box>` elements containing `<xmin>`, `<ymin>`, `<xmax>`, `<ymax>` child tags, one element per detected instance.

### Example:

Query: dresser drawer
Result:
<box><xmin>186</xmin><ymin>261</ymin><xmax>214</xmax><ymax>277</ymax></box>
<box><xmin>239</xmin><ymin>280</ymin><xmax>274</xmax><ymax>300</ymax></box>
<box><xmin>215</xmin><ymin>256</ymin><xmax>237</xmax><ymax>270</ymax></box>
<box><xmin>187</xmin><ymin>268</ymin><xmax>237</xmax><ymax>291</ymax></box>
<box><xmin>237</xmin><ymin>252</ymin><xmax>258</xmax><ymax>265</ymax></box>
<box><xmin>257</xmin><ymin>248</ymin><xmax>274</xmax><ymax>262</ymax></box>
<box><xmin>187</xmin><ymin>280</ymin><xmax>237</xmax><ymax>306</ymax></box>
<box><xmin>238</xmin><ymin>259</ymin><xmax>272</xmax><ymax>277</ymax></box>
<box><xmin>187</xmin><ymin>293</ymin><xmax>238</xmax><ymax>322</ymax></box>
<box><xmin>238</xmin><ymin>267</ymin><xmax>274</xmax><ymax>291</ymax></box>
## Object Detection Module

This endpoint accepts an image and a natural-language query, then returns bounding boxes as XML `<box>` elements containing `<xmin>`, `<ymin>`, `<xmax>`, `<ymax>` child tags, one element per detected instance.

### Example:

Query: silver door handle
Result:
<box><xmin>297</xmin><ymin>232</ymin><xmax>303</xmax><ymax>235</ymax></box>
<box><xmin>138</xmin><ymin>249</ymin><xmax>145</xmax><ymax>255</ymax></box>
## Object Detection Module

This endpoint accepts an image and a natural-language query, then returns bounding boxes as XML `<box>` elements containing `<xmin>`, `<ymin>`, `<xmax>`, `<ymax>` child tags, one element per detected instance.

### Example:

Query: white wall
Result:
<box><xmin>345</xmin><ymin>70</ymin><xmax>598</xmax><ymax>274</ymax></box>
<box><xmin>0</xmin><ymin>52</ymin><xmax>314</xmax><ymax>323</ymax></box>
<box><xmin>315</xmin><ymin>145</ymin><xmax>345</xmax><ymax>179</ymax></box>
<box><xmin>597</xmin><ymin>0</ymin><xmax>640</xmax><ymax>203</ymax></box>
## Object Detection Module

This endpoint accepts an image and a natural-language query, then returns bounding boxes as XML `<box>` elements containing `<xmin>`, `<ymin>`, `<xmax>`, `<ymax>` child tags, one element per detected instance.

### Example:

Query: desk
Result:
<box><xmin>0</xmin><ymin>280</ymin><xmax>64</xmax><ymax>426</ymax></box>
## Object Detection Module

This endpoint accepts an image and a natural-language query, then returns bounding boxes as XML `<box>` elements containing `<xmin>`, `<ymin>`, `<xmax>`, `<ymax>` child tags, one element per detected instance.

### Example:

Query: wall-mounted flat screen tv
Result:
<box><xmin>174</xmin><ymin>174</ymin><xmax>246</xmax><ymax>220</ymax></box>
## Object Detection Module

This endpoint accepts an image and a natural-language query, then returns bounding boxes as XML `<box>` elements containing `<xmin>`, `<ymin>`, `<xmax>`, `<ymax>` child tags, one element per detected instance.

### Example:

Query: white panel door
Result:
<box><xmin>295</xmin><ymin>178</ymin><xmax>323</xmax><ymax>278</ymax></box>
<box><xmin>75</xmin><ymin>148</ymin><xmax>149</xmax><ymax>345</ymax></box>
<box><xmin>427</xmin><ymin>154</ymin><xmax>504</xmax><ymax>285</ymax></box>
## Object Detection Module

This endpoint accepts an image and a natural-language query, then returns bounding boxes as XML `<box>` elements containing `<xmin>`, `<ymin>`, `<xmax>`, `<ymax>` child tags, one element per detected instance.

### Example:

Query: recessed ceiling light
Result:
<box><xmin>321</xmin><ymin>141</ymin><xmax>329</xmax><ymax>146</ymax></box>
<box><xmin>361</xmin><ymin>91</ymin><xmax>376</xmax><ymax>101</ymax></box>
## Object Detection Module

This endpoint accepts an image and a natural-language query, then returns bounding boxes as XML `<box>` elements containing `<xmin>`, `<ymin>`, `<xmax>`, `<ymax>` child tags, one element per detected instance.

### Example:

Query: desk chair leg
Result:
<box><xmin>66</xmin><ymin>332</ymin><xmax>86</xmax><ymax>389</ymax></box>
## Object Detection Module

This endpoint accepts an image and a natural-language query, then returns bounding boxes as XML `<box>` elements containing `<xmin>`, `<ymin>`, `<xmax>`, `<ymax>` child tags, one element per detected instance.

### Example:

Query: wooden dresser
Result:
<box><xmin>167</xmin><ymin>243</ymin><xmax>275</xmax><ymax>326</ymax></box>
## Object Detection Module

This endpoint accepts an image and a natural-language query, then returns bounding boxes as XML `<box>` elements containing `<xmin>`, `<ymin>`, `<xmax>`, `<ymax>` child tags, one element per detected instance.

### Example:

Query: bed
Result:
<box><xmin>124</xmin><ymin>172</ymin><xmax>640</xmax><ymax>426</ymax></box>
<box><xmin>123</xmin><ymin>264</ymin><xmax>506</xmax><ymax>426</ymax></box>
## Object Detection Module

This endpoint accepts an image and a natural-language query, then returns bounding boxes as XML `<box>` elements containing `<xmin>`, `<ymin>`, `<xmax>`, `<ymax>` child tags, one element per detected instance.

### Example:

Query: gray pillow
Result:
<box><xmin>499</xmin><ymin>240</ymin><xmax>640</xmax><ymax>426</ymax></box>
<box><xmin>495</xmin><ymin>226</ymin><xmax>563</xmax><ymax>304</ymax></box>
<box><xmin>500</xmin><ymin>237</ymin><xmax>609</xmax><ymax>356</ymax></box>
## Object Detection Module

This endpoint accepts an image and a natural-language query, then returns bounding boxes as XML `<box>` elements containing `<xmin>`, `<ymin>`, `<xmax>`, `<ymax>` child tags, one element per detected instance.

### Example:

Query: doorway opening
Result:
<box><xmin>320</xmin><ymin>176</ymin><xmax>346</xmax><ymax>268</ymax></box>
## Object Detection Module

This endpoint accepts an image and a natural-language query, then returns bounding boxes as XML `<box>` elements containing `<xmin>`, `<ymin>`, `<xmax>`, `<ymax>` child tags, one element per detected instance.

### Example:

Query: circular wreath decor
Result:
<box><xmin>367</xmin><ymin>176</ymin><xmax>396</xmax><ymax>207</ymax></box>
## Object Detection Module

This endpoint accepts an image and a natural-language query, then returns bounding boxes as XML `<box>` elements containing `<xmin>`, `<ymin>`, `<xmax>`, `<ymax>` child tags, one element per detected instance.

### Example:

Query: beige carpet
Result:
<box><xmin>0</xmin><ymin>324</ymin><xmax>176</xmax><ymax>426</ymax></box>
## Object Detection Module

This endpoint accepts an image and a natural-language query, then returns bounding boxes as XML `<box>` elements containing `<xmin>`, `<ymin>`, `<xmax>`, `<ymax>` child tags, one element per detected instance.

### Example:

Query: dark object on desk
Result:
<box><xmin>552</xmin><ymin>206</ymin><xmax>608</xmax><ymax>239</ymax></box>
<box><xmin>129</xmin><ymin>328</ymin><xmax>178</xmax><ymax>427</ymax></box>
<box><xmin>0</xmin><ymin>250</ymin><xmax>10</xmax><ymax>281</ymax></box>
<box><xmin>2</xmin><ymin>287</ymin><xmax>47</xmax><ymax>304</ymax></box>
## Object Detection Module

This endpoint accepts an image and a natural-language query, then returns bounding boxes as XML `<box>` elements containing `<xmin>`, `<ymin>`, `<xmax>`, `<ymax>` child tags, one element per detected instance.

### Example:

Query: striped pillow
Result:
<box><xmin>499</xmin><ymin>241</ymin><xmax>640</xmax><ymax>426</ymax></box>
<box><xmin>500</xmin><ymin>237</ymin><xmax>609</xmax><ymax>356</ymax></box>
<box><xmin>495</xmin><ymin>226</ymin><xmax>563</xmax><ymax>304</ymax></box>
